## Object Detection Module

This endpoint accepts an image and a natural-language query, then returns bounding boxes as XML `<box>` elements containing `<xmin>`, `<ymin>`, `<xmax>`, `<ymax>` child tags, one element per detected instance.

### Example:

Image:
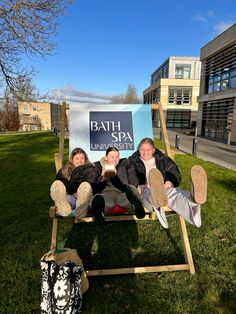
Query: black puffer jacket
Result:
<box><xmin>127</xmin><ymin>149</ymin><xmax>181</xmax><ymax>187</ymax></box>
<box><xmin>93</xmin><ymin>157</ymin><xmax>129</xmax><ymax>194</ymax></box>
<box><xmin>55</xmin><ymin>162</ymin><xmax>98</xmax><ymax>195</ymax></box>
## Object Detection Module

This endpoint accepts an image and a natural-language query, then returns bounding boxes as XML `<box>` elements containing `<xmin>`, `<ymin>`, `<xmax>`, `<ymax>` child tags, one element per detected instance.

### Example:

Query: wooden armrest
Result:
<box><xmin>49</xmin><ymin>206</ymin><xmax>57</xmax><ymax>218</ymax></box>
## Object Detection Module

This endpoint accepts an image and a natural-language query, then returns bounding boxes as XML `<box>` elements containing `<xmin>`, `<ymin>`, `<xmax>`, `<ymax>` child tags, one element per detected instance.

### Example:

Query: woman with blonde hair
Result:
<box><xmin>127</xmin><ymin>138</ymin><xmax>207</xmax><ymax>228</ymax></box>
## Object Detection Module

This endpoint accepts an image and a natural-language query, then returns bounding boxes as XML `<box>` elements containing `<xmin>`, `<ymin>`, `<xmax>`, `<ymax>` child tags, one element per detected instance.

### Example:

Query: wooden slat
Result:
<box><xmin>58</xmin><ymin>102</ymin><xmax>66</xmax><ymax>169</ymax></box>
<box><xmin>86</xmin><ymin>264</ymin><xmax>190</xmax><ymax>276</ymax></box>
<box><xmin>81</xmin><ymin>213</ymin><xmax>153</xmax><ymax>223</ymax></box>
<box><xmin>52</xmin><ymin>206</ymin><xmax>174</xmax><ymax>223</ymax></box>
<box><xmin>54</xmin><ymin>153</ymin><xmax>61</xmax><ymax>173</ymax></box>
<box><xmin>50</xmin><ymin>218</ymin><xmax>58</xmax><ymax>251</ymax></box>
<box><xmin>151</xmin><ymin>103</ymin><xmax>172</xmax><ymax>157</ymax></box>
<box><xmin>178</xmin><ymin>215</ymin><xmax>195</xmax><ymax>274</ymax></box>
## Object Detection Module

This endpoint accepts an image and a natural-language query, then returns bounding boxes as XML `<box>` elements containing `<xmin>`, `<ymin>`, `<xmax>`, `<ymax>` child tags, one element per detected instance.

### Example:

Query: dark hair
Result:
<box><xmin>105</xmin><ymin>147</ymin><xmax>119</xmax><ymax>156</ymax></box>
<box><xmin>70</xmin><ymin>147</ymin><xmax>89</xmax><ymax>162</ymax></box>
<box><xmin>62</xmin><ymin>147</ymin><xmax>89</xmax><ymax>179</ymax></box>
<box><xmin>137</xmin><ymin>138</ymin><xmax>155</xmax><ymax>150</ymax></box>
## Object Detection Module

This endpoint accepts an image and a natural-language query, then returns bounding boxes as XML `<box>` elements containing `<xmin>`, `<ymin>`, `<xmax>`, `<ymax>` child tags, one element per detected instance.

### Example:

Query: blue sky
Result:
<box><xmin>28</xmin><ymin>0</ymin><xmax>236</xmax><ymax>102</ymax></box>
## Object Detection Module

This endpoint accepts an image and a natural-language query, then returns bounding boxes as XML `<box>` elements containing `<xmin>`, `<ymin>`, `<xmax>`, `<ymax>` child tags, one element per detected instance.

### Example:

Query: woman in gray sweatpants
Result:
<box><xmin>127</xmin><ymin>138</ymin><xmax>207</xmax><ymax>228</ymax></box>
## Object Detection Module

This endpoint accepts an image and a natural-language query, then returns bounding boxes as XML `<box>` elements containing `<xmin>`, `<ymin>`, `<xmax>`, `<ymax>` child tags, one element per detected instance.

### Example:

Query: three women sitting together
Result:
<box><xmin>50</xmin><ymin>138</ymin><xmax>207</xmax><ymax>228</ymax></box>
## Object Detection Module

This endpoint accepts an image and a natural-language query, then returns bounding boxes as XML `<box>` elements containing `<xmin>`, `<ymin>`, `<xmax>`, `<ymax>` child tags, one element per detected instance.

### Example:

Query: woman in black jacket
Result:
<box><xmin>50</xmin><ymin>147</ymin><xmax>99</xmax><ymax>219</ymax></box>
<box><xmin>127</xmin><ymin>138</ymin><xmax>207</xmax><ymax>228</ymax></box>
<box><xmin>93</xmin><ymin>147</ymin><xmax>146</xmax><ymax>219</ymax></box>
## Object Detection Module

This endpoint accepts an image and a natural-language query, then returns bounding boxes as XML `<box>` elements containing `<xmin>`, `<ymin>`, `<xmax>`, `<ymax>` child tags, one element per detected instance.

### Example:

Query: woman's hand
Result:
<box><xmin>102</xmin><ymin>166</ymin><xmax>117</xmax><ymax>178</ymax></box>
<box><xmin>138</xmin><ymin>185</ymin><xmax>146</xmax><ymax>194</ymax></box>
<box><xmin>73</xmin><ymin>192</ymin><xmax>77</xmax><ymax>199</ymax></box>
<box><xmin>164</xmin><ymin>181</ymin><xmax>173</xmax><ymax>189</ymax></box>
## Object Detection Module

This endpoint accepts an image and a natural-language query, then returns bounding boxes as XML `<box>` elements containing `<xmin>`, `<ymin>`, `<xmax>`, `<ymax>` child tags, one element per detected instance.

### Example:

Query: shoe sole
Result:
<box><xmin>125</xmin><ymin>185</ymin><xmax>145</xmax><ymax>219</ymax></box>
<box><xmin>191</xmin><ymin>165</ymin><xmax>207</xmax><ymax>204</ymax></box>
<box><xmin>91</xmin><ymin>194</ymin><xmax>105</xmax><ymax>213</ymax></box>
<box><xmin>148</xmin><ymin>169</ymin><xmax>168</xmax><ymax>208</ymax></box>
<box><xmin>50</xmin><ymin>181</ymin><xmax>71</xmax><ymax>217</ymax></box>
<box><xmin>91</xmin><ymin>194</ymin><xmax>105</xmax><ymax>223</ymax></box>
<box><xmin>75</xmin><ymin>182</ymin><xmax>93</xmax><ymax>219</ymax></box>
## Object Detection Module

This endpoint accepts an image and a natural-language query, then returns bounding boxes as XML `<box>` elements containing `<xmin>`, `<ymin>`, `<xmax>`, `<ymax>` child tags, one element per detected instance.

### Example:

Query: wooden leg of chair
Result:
<box><xmin>50</xmin><ymin>218</ymin><xmax>58</xmax><ymax>250</ymax></box>
<box><xmin>178</xmin><ymin>215</ymin><xmax>195</xmax><ymax>274</ymax></box>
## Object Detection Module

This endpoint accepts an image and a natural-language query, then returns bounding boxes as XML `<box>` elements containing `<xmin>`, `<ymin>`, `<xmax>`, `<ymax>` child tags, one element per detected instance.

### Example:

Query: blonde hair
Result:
<box><xmin>62</xmin><ymin>148</ymin><xmax>89</xmax><ymax>180</ymax></box>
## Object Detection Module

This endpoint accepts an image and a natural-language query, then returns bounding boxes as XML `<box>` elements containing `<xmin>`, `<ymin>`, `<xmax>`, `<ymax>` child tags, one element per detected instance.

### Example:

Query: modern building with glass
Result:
<box><xmin>143</xmin><ymin>56</ymin><xmax>201</xmax><ymax>129</ymax></box>
<box><xmin>197</xmin><ymin>23</ymin><xmax>236</xmax><ymax>144</ymax></box>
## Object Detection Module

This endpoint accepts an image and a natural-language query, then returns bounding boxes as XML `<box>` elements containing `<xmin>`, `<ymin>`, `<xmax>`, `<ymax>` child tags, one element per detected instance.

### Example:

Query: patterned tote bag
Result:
<box><xmin>40</xmin><ymin>250</ymin><xmax>83</xmax><ymax>313</ymax></box>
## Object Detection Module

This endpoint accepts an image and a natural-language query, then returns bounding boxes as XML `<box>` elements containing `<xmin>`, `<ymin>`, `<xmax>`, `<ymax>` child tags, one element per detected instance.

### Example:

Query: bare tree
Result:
<box><xmin>111</xmin><ymin>84</ymin><xmax>142</xmax><ymax>104</ymax></box>
<box><xmin>0</xmin><ymin>0</ymin><xmax>73</xmax><ymax>98</ymax></box>
<box><xmin>111</xmin><ymin>95</ymin><xmax>126</xmax><ymax>104</ymax></box>
<box><xmin>124</xmin><ymin>84</ymin><xmax>141</xmax><ymax>103</ymax></box>
<box><xmin>2</xmin><ymin>86</ymin><xmax>19</xmax><ymax>130</ymax></box>
<box><xmin>2</xmin><ymin>74</ymin><xmax>38</xmax><ymax>130</ymax></box>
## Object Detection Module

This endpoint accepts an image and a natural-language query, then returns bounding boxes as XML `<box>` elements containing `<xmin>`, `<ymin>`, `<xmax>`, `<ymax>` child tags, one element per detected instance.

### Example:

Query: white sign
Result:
<box><xmin>70</xmin><ymin>103</ymin><xmax>153</xmax><ymax>161</ymax></box>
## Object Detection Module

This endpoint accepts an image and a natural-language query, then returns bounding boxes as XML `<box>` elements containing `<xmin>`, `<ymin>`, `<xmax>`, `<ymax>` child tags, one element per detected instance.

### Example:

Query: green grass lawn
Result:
<box><xmin>0</xmin><ymin>132</ymin><xmax>235</xmax><ymax>313</ymax></box>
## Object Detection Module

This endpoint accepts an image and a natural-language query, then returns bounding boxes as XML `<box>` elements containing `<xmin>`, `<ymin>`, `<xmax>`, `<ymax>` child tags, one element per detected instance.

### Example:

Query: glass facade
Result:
<box><xmin>151</xmin><ymin>61</ymin><xmax>169</xmax><ymax>85</ymax></box>
<box><xmin>144</xmin><ymin>88</ymin><xmax>160</xmax><ymax>104</ymax></box>
<box><xmin>201</xmin><ymin>99</ymin><xmax>233</xmax><ymax>141</ymax></box>
<box><xmin>205</xmin><ymin>45</ymin><xmax>236</xmax><ymax>94</ymax></box>
<box><xmin>166</xmin><ymin>110</ymin><xmax>191</xmax><ymax>128</ymax></box>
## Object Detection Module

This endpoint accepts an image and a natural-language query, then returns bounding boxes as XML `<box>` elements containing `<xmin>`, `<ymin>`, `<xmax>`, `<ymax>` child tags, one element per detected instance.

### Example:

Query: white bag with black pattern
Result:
<box><xmin>40</xmin><ymin>250</ymin><xmax>83</xmax><ymax>313</ymax></box>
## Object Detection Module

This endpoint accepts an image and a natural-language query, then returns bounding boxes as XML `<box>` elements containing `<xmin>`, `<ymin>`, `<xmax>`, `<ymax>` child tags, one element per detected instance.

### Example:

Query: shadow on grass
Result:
<box><xmin>64</xmin><ymin>221</ymin><xmax>140</xmax><ymax>269</ymax></box>
<box><xmin>63</xmin><ymin>219</ymin><xmax>186</xmax><ymax>270</ymax></box>
<box><xmin>212</xmin><ymin>176</ymin><xmax>236</xmax><ymax>193</ymax></box>
<box><xmin>61</xmin><ymin>219</ymin><xmax>189</xmax><ymax>313</ymax></box>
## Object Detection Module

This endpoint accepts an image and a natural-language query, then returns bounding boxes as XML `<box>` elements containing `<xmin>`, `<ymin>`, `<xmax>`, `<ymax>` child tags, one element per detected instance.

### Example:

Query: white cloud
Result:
<box><xmin>194</xmin><ymin>11</ymin><xmax>215</xmax><ymax>23</ymax></box>
<box><xmin>213</xmin><ymin>21</ymin><xmax>234</xmax><ymax>35</ymax></box>
<box><xmin>195</xmin><ymin>14</ymin><xmax>208</xmax><ymax>23</ymax></box>
<box><xmin>52</xmin><ymin>83</ymin><xmax>113</xmax><ymax>103</ymax></box>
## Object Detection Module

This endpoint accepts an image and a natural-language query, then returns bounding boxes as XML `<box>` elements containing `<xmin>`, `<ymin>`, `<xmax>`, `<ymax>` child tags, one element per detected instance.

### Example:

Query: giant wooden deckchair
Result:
<box><xmin>49</xmin><ymin>102</ymin><xmax>195</xmax><ymax>276</ymax></box>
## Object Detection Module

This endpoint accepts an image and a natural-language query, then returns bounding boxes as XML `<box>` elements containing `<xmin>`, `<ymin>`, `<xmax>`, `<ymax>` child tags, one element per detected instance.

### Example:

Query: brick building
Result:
<box><xmin>18</xmin><ymin>101</ymin><xmax>62</xmax><ymax>131</ymax></box>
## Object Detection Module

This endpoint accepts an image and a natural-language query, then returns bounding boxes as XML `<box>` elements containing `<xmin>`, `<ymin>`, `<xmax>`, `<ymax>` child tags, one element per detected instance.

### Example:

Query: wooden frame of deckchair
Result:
<box><xmin>49</xmin><ymin>102</ymin><xmax>195</xmax><ymax>275</ymax></box>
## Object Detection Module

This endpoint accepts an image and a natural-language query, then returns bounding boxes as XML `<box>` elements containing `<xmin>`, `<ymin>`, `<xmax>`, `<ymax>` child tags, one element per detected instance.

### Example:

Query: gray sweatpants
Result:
<box><xmin>101</xmin><ymin>183</ymin><xmax>133</xmax><ymax>213</ymax></box>
<box><xmin>142</xmin><ymin>187</ymin><xmax>201</xmax><ymax>227</ymax></box>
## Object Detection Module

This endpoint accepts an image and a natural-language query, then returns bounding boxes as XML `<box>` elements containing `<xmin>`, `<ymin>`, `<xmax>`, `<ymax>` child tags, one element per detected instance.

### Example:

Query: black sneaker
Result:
<box><xmin>125</xmin><ymin>185</ymin><xmax>145</xmax><ymax>219</ymax></box>
<box><xmin>91</xmin><ymin>194</ymin><xmax>105</xmax><ymax>224</ymax></box>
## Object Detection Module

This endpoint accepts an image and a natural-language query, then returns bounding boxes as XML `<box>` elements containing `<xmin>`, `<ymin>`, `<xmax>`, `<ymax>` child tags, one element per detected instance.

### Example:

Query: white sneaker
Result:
<box><xmin>152</xmin><ymin>206</ymin><xmax>169</xmax><ymax>229</ymax></box>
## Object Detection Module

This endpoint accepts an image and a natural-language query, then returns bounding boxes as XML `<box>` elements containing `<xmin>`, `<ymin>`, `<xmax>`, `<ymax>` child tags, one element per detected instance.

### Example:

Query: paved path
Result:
<box><xmin>153</xmin><ymin>128</ymin><xmax>236</xmax><ymax>172</ymax></box>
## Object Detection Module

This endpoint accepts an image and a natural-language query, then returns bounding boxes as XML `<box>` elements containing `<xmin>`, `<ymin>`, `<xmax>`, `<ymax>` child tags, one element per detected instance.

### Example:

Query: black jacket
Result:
<box><xmin>93</xmin><ymin>158</ymin><xmax>129</xmax><ymax>194</ymax></box>
<box><xmin>127</xmin><ymin>149</ymin><xmax>181</xmax><ymax>187</ymax></box>
<box><xmin>55</xmin><ymin>162</ymin><xmax>98</xmax><ymax>195</ymax></box>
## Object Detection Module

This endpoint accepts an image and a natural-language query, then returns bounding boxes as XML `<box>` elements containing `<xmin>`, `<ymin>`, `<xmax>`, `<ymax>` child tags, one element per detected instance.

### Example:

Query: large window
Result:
<box><xmin>151</xmin><ymin>61</ymin><xmax>169</xmax><ymax>85</ymax></box>
<box><xmin>205</xmin><ymin>45</ymin><xmax>236</xmax><ymax>94</ymax></box>
<box><xmin>152</xmin><ymin>88</ymin><xmax>160</xmax><ymax>103</ymax></box>
<box><xmin>175</xmin><ymin>64</ymin><xmax>191</xmax><ymax>79</ymax></box>
<box><xmin>207</xmin><ymin>67</ymin><xmax>236</xmax><ymax>93</ymax></box>
<box><xmin>201</xmin><ymin>99</ymin><xmax>234</xmax><ymax>141</ymax></box>
<box><xmin>168</xmin><ymin>87</ymin><xmax>192</xmax><ymax>105</ymax></box>
<box><xmin>167</xmin><ymin>110</ymin><xmax>191</xmax><ymax>128</ymax></box>
<box><xmin>23</xmin><ymin>114</ymin><xmax>29</xmax><ymax>123</ymax></box>
<box><xmin>144</xmin><ymin>88</ymin><xmax>160</xmax><ymax>104</ymax></box>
